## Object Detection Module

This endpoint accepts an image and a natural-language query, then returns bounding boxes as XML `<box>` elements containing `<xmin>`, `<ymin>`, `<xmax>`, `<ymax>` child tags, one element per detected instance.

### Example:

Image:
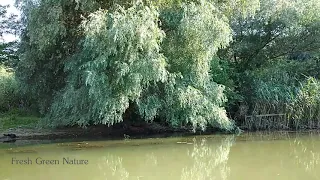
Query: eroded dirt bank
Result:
<box><xmin>0</xmin><ymin>122</ymin><xmax>200</xmax><ymax>141</ymax></box>
<box><xmin>2</xmin><ymin>121</ymin><xmax>314</xmax><ymax>142</ymax></box>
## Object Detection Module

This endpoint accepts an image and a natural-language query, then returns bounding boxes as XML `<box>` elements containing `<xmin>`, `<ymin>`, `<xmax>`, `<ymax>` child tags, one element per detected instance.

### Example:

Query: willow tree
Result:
<box><xmin>16</xmin><ymin>0</ymin><xmax>260</xmax><ymax>131</ymax></box>
<box><xmin>219</xmin><ymin>0</ymin><xmax>320</xmax><ymax>71</ymax></box>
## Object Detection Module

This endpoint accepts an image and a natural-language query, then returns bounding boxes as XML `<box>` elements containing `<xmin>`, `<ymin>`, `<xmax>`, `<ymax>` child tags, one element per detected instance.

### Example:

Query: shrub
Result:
<box><xmin>0</xmin><ymin>66</ymin><xmax>19</xmax><ymax>112</ymax></box>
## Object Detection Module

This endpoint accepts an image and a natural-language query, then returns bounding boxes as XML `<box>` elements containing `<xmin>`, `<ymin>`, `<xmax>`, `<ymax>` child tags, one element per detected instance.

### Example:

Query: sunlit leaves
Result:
<box><xmin>16</xmin><ymin>0</ymin><xmax>264</xmax><ymax>131</ymax></box>
<box><xmin>48</xmin><ymin>1</ymin><xmax>168</xmax><ymax>127</ymax></box>
<box><xmin>158</xmin><ymin>0</ymin><xmax>235</xmax><ymax>131</ymax></box>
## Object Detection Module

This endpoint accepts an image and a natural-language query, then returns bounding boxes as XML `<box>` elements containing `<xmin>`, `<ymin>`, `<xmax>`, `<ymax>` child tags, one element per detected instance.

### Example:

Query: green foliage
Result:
<box><xmin>0</xmin><ymin>41</ymin><xmax>19</xmax><ymax>68</ymax></box>
<box><xmin>157</xmin><ymin>0</ymin><xmax>236</xmax><ymax>131</ymax></box>
<box><xmin>246</xmin><ymin>60</ymin><xmax>320</xmax><ymax>130</ymax></box>
<box><xmin>47</xmin><ymin>1</ymin><xmax>168</xmax><ymax>127</ymax></box>
<box><xmin>0</xmin><ymin>4</ymin><xmax>20</xmax><ymax>68</ymax></box>
<box><xmin>0</xmin><ymin>66</ymin><xmax>19</xmax><ymax>112</ymax></box>
<box><xmin>16</xmin><ymin>0</ymin><xmax>81</xmax><ymax>113</ymax></box>
<box><xmin>0</xmin><ymin>110</ymin><xmax>40</xmax><ymax>130</ymax></box>
<box><xmin>213</xmin><ymin>0</ymin><xmax>320</xmax><ymax>129</ymax></box>
<box><xmin>16</xmin><ymin>0</ymin><xmax>263</xmax><ymax>131</ymax></box>
<box><xmin>13</xmin><ymin>0</ymin><xmax>320</xmax><ymax>132</ymax></box>
<box><xmin>288</xmin><ymin>77</ymin><xmax>320</xmax><ymax>129</ymax></box>
<box><xmin>210</xmin><ymin>57</ymin><xmax>243</xmax><ymax>107</ymax></box>
<box><xmin>220</xmin><ymin>0</ymin><xmax>320</xmax><ymax>72</ymax></box>
<box><xmin>0</xmin><ymin>65</ymin><xmax>38</xmax><ymax>115</ymax></box>
<box><xmin>0</xmin><ymin>4</ymin><xmax>20</xmax><ymax>38</ymax></box>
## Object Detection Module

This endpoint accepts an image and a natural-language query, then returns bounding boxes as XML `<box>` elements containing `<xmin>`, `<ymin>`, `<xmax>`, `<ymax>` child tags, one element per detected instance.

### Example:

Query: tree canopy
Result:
<box><xmin>0</xmin><ymin>4</ymin><xmax>20</xmax><ymax>68</ymax></box>
<box><xmin>13</xmin><ymin>0</ymin><xmax>320</xmax><ymax>131</ymax></box>
<box><xmin>14</xmin><ymin>0</ymin><xmax>262</xmax><ymax>131</ymax></box>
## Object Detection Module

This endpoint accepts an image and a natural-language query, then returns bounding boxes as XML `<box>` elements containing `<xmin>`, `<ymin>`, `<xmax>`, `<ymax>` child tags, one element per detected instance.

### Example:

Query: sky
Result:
<box><xmin>1</xmin><ymin>0</ymin><xmax>20</xmax><ymax>42</ymax></box>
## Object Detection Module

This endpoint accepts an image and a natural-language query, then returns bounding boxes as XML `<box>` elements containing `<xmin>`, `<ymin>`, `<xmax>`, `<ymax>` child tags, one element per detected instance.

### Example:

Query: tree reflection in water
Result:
<box><xmin>181</xmin><ymin>136</ymin><xmax>235</xmax><ymax>180</ymax></box>
<box><xmin>289</xmin><ymin>133</ymin><xmax>320</xmax><ymax>174</ymax></box>
<box><xmin>96</xmin><ymin>136</ymin><xmax>235</xmax><ymax>180</ymax></box>
<box><xmin>145</xmin><ymin>152</ymin><xmax>158</xmax><ymax>167</ymax></box>
<box><xmin>98</xmin><ymin>155</ymin><xmax>129</xmax><ymax>180</ymax></box>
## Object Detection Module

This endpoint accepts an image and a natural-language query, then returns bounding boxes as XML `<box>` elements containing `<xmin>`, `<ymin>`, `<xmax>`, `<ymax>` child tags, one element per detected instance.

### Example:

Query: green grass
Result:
<box><xmin>0</xmin><ymin>110</ymin><xmax>40</xmax><ymax>130</ymax></box>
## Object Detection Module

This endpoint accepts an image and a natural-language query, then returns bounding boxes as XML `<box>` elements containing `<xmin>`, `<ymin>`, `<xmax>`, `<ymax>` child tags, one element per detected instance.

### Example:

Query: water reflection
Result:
<box><xmin>2</xmin><ymin>132</ymin><xmax>320</xmax><ymax>180</ymax></box>
<box><xmin>181</xmin><ymin>136</ymin><xmax>235</xmax><ymax>180</ymax></box>
<box><xmin>289</xmin><ymin>133</ymin><xmax>320</xmax><ymax>173</ymax></box>
<box><xmin>97</xmin><ymin>136</ymin><xmax>235</xmax><ymax>180</ymax></box>
<box><xmin>233</xmin><ymin>132</ymin><xmax>320</xmax><ymax>180</ymax></box>
<box><xmin>98</xmin><ymin>155</ymin><xmax>130</xmax><ymax>180</ymax></box>
<box><xmin>145</xmin><ymin>152</ymin><xmax>157</xmax><ymax>167</ymax></box>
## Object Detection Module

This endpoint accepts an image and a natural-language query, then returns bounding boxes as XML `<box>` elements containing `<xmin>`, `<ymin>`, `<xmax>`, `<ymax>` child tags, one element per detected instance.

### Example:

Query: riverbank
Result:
<box><xmin>0</xmin><ymin>121</ymin><xmax>206</xmax><ymax>141</ymax></box>
<box><xmin>1</xmin><ymin>111</ymin><xmax>319</xmax><ymax>142</ymax></box>
<box><xmin>2</xmin><ymin>123</ymin><xmax>320</xmax><ymax>143</ymax></box>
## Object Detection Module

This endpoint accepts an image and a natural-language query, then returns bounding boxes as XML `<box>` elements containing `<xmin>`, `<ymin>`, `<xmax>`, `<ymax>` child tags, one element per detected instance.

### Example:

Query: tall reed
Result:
<box><xmin>244</xmin><ymin>64</ymin><xmax>320</xmax><ymax>130</ymax></box>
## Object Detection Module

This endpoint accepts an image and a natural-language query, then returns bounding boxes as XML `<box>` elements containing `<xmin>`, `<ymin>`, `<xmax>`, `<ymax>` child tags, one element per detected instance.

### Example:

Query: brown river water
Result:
<box><xmin>0</xmin><ymin>131</ymin><xmax>320</xmax><ymax>180</ymax></box>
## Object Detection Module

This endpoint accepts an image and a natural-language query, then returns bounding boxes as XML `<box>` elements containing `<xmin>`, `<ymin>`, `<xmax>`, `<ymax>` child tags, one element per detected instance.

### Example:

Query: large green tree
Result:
<box><xmin>220</xmin><ymin>0</ymin><xmax>320</xmax><ymax>70</ymax></box>
<box><xmin>16</xmin><ymin>0</ymin><xmax>260</xmax><ymax>131</ymax></box>
<box><xmin>0</xmin><ymin>4</ymin><xmax>20</xmax><ymax>68</ymax></box>
<box><xmin>216</xmin><ymin>0</ymin><xmax>320</xmax><ymax>121</ymax></box>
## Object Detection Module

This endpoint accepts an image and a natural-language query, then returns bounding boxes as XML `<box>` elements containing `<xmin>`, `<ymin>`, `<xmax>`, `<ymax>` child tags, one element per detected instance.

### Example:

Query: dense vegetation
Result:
<box><xmin>0</xmin><ymin>4</ymin><xmax>20</xmax><ymax>112</ymax></box>
<box><xmin>1</xmin><ymin>0</ymin><xmax>320</xmax><ymax>132</ymax></box>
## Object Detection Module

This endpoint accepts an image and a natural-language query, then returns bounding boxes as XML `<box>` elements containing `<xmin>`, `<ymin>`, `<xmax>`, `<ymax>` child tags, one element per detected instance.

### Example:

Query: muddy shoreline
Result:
<box><xmin>1</xmin><ymin>122</ymin><xmax>319</xmax><ymax>142</ymax></box>
<box><xmin>0</xmin><ymin>122</ymin><xmax>203</xmax><ymax>141</ymax></box>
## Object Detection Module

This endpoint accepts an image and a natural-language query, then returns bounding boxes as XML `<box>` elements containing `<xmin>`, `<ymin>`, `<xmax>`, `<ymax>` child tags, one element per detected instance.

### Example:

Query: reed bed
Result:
<box><xmin>244</xmin><ymin>76</ymin><xmax>320</xmax><ymax>130</ymax></box>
